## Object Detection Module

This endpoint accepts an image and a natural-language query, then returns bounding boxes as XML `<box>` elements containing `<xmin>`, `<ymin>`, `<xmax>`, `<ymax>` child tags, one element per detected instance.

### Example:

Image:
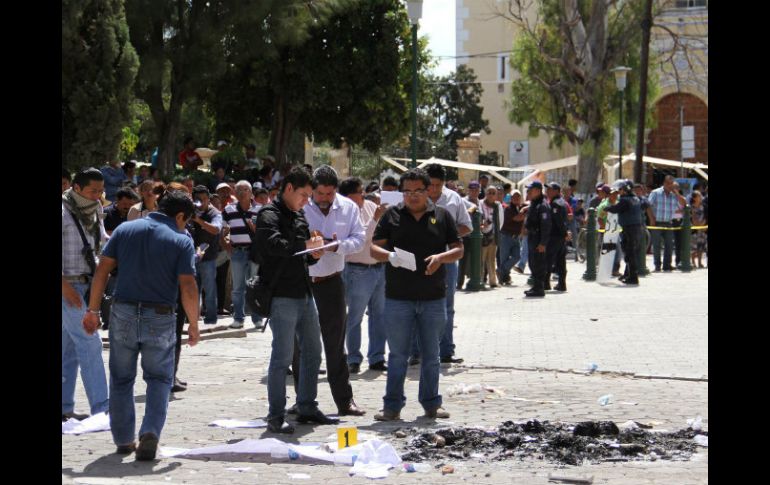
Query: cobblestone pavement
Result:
<box><xmin>62</xmin><ymin>258</ymin><xmax>708</xmax><ymax>484</ymax></box>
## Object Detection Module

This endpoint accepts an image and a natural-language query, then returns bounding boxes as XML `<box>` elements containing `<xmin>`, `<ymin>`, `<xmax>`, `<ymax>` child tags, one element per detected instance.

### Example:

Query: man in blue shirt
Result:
<box><xmin>83</xmin><ymin>191</ymin><xmax>200</xmax><ymax>461</ymax></box>
<box><xmin>100</xmin><ymin>160</ymin><xmax>127</xmax><ymax>203</ymax></box>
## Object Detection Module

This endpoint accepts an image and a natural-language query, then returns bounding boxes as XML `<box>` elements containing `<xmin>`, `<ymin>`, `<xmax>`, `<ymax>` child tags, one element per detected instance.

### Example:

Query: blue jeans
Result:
<box><xmin>650</xmin><ymin>223</ymin><xmax>674</xmax><ymax>269</ymax></box>
<box><xmin>498</xmin><ymin>233</ymin><xmax>521</xmax><ymax>279</ymax></box>
<box><xmin>196</xmin><ymin>259</ymin><xmax>218</xmax><ymax>323</ymax></box>
<box><xmin>517</xmin><ymin>236</ymin><xmax>529</xmax><ymax>270</ymax></box>
<box><xmin>343</xmin><ymin>264</ymin><xmax>387</xmax><ymax>365</ymax></box>
<box><xmin>62</xmin><ymin>282</ymin><xmax>109</xmax><ymax>415</ymax></box>
<box><xmin>108</xmin><ymin>302</ymin><xmax>176</xmax><ymax>445</ymax></box>
<box><xmin>267</xmin><ymin>295</ymin><xmax>323</xmax><ymax>420</ymax></box>
<box><xmin>384</xmin><ymin>298</ymin><xmax>446</xmax><ymax>413</ymax></box>
<box><xmin>410</xmin><ymin>263</ymin><xmax>457</xmax><ymax>359</ymax></box>
<box><xmin>230</xmin><ymin>248</ymin><xmax>260</xmax><ymax>323</ymax></box>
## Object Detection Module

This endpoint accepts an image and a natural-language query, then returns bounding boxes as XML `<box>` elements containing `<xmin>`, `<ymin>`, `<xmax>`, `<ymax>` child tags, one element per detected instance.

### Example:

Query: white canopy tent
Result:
<box><xmin>380</xmin><ymin>155</ymin><xmax>527</xmax><ymax>186</ymax></box>
<box><xmin>517</xmin><ymin>154</ymin><xmax>708</xmax><ymax>190</ymax></box>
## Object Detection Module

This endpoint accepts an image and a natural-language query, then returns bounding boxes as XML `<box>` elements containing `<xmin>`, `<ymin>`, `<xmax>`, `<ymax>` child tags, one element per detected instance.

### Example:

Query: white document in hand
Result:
<box><xmin>380</xmin><ymin>191</ymin><xmax>403</xmax><ymax>206</ymax></box>
<box><xmin>394</xmin><ymin>247</ymin><xmax>417</xmax><ymax>271</ymax></box>
<box><xmin>293</xmin><ymin>240</ymin><xmax>340</xmax><ymax>256</ymax></box>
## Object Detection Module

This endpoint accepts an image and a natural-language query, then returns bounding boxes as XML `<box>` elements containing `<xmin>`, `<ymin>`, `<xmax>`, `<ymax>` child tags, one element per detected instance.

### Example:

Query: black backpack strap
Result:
<box><xmin>236</xmin><ymin>205</ymin><xmax>257</xmax><ymax>243</ymax></box>
<box><xmin>68</xmin><ymin>210</ymin><xmax>97</xmax><ymax>275</ymax></box>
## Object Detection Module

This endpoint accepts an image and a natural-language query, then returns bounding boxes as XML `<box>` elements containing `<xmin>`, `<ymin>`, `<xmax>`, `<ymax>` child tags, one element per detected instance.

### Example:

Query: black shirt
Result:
<box><xmin>255</xmin><ymin>196</ymin><xmax>318</xmax><ymax>298</ymax></box>
<box><xmin>192</xmin><ymin>206</ymin><xmax>222</xmax><ymax>261</ymax></box>
<box><xmin>373</xmin><ymin>204</ymin><xmax>460</xmax><ymax>301</ymax></box>
<box><xmin>103</xmin><ymin>204</ymin><xmax>128</xmax><ymax>233</ymax></box>
<box><xmin>525</xmin><ymin>196</ymin><xmax>551</xmax><ymax>246</ymax></box>
<box><xmin>548</xmin><ymin>196</ymin><xmax>569</xmax><ymax>241</ymax></box>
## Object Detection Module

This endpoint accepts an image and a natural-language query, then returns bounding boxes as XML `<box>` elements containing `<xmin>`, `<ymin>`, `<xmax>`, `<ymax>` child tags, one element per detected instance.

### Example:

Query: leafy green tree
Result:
<box><xmin>207</xmin><ymin>0</ymin><xmax>424</xmax><ymax>165</ymax></box>
<box><xmin>62</xmin><ymin>0</ymin><xmax>139</xmax><ymax>170</ymax></box>
<box><xmin>500</xmin><ymin>0</ymin><xmax>659</xmax><ymax>193</ymax></box>
<box><xmin>418</xmin><ymin>64</ymin><xmax>491</xmax><ymax>161</ymax></box>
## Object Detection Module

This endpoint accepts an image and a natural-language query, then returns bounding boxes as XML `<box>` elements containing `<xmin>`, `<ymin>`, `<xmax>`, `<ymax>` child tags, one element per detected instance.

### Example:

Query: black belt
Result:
<box><xmin>347</xmin><ymin>262</ymin><xmax>385</xmax><ymax>269</ymax></box>
<box><xmin>63</xmin><ymin>274</ymin><xmax>91</xmax><ymax>284</ymax></box>
<box><xmin>113</xmin><ymin>300</ymin><xmax>174</xmax><ymax>315</ymax></box>
<box><xmin>311</xmin><ymin>272</ymin><xmax>342</xmax><ymax>284</ymax></box>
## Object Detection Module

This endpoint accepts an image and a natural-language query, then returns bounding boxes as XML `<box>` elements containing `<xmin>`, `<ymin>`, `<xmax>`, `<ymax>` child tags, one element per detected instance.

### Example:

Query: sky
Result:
<box><xmin>418</xmin><ymin>0</ymin><xmax>456</xmax><ymax>76</ymax></box>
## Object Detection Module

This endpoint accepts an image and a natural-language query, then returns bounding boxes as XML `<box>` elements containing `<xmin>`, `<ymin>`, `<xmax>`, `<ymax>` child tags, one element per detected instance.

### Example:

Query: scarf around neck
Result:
<box><xmin>63</xmin><ymin>188</ymin><xmax>102</xmax><ymax>252</ymax></box>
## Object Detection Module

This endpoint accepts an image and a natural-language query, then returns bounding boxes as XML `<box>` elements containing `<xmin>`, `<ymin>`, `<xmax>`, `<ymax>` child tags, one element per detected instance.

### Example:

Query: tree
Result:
<box><xmin>207</xmin><ymin>0</ymin><xmax>423</xmax><ymax>165</ymax></box>
<box><xmin>418</xmin><ymin>64</ymin><xmax>491</xmax><ymax>161</ymax></box>
<box><xmin>497</xmin><ymin>0</ymin><xmax>659</xmax><ymax>193</ymax></box>
<box><xmin>62</xmin><ymin>0</ymin><xmax>139</xmax><ymax>170</ymax></box>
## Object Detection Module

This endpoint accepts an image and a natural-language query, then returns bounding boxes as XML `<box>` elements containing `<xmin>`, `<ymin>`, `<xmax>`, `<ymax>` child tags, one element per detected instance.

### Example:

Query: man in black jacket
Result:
<box><xmin>255</xmin><ymin>167</ymin><xmax>339</xmax><ymax>434</ymax></box>
<box><xmin>545</xmin><ymin>183</ymin><xmax>570</xmax><ymax>292</ymax></box>
<box><xmin>606</xmin><ymin>179</ymin><xmax>643</xmax><ymax>285</ymax></box>
<box><xmin>524</xmin><ymin>182</ymin><xmax>551</xmax><ymax>297</ymax></box>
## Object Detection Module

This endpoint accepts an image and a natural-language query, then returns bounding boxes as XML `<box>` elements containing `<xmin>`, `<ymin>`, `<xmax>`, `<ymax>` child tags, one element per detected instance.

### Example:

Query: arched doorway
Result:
<box><xmin>645</xmin><ymin>92</ymin><xmax>708</xmax><ymax>186</ymax></box>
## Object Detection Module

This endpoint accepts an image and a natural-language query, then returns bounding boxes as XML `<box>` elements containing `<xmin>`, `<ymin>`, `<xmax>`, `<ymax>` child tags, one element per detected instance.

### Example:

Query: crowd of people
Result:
<box><xmin>62</xmin><ymin>143</ymin><xmax>707</xmax><ymax>460</ymax></box>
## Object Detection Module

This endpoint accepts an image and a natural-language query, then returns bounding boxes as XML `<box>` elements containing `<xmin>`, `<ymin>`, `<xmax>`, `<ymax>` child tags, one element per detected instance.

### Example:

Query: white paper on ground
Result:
<box><xmin>287</xmin><ymin>473</ymin><xmax>311</xmax><ymax>479</ymax></box>
<box><xmin>293</xmin><ymin>240</ymin><xmax>340</xmax><ymax>256</ymax></box>
<box><xmin>348</xmin><ymin>439</ymin><xmax>402</xmax><ymax>479</ymax></box>
<box><xmin>380</xmin><ymin>191</ymin><xmax>403</xmax><ymax>206</ymax></box>
<box><xmin>62</xmin><ymin>412</ymin><xmax>111</xmax><ymax>435</ymax></box>
<box><xmin>394</xmin><ymin>247</ymin><xmax>417</xmax><ymax>271</ymax></box>
<box><xmin>693</xmin><ymin>435</ymin><xmax>708</xmax><ymax>447</ymax></box>
<box><xmin>226</xmin><ymin>467</ymin><xmax>252</xmax><ymax>472</ymax></box>
<box><xmin>209</xmin><ymin>419</ymin><xmax>267</xmax><ymax>429</ymax></box>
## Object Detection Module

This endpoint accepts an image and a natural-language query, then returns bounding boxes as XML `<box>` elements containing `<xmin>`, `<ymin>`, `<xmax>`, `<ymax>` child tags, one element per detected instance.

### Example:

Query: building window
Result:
<box><xmin>497</xmin><ymin>54</ymin><xmax>510</xmax><ymax>82</ymax></box>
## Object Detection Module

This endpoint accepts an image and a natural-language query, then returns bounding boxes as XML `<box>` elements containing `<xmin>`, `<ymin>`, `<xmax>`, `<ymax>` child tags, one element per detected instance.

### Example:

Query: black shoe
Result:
<box><xmin>62</xmin><ymin>412</ymin><xmax>89</xmax><ymax>422</ymax></box>
<box><xmin>287</xmin><ymin>404</ymin><xmax>298</xmax><ymax>415</ymax></box>
<box><xmin>440</xmin><ymin>356</ymin><xmax>464</xmax><ymax>364</ymax></box>
<box><xmin>176</xmin><ymin>378</ymin><xmax>188</xmax><ymax>386</ymax></box>
<box><xmin>296</xmin><ymin>409</ymin><xmax>340</xmax><ymax>425</ymax></box>
<box><xmin>623</xmin><ymin>277</ymin><xmax>639</xmax><ymax>285</ymax></box>
<box><xmin>135</xmin><ymin>433</ymin><xmax>159</xmax><ymax>461</ymax></box>
<box><xmin>369</xmin><ymin>361</ymin><xmax>387</xmax><ymax>372</ymax></box>
<box><xmin>348</xmin><ymin>363</ymin><xmax>360</xmax><ymax>374</ymax></box>
<box><xmin>553</xmin><ymin>283</ymin><xmax>567</xmax><ymax>292</ymax></box>
<box><xmin>171</xmin><ymin>378</ymin><xmax>187</xmax><ymax>393</ymax></box>
<box><xmin>524</xmin><ymin>288</ymin><xmax>545</xmax><ymax>297</ymax></box>
<box><xmin>115</xmin><ymin>442</ymin><xmax>136</xmax><ymax>455</ymax></box>
<box><xmin>338</xmin><ymin>401</ymin><xmax>366</xmax><ymax>416</ymax></box>
<box><xmin>408</xmin><ymin>356</ymin><xmax>420</xmax><ymax>366</ymax></box>
<box><xmin>267</xmin><ymin>418</ymin><xmax>295</xmax><ymax>434</ymax></box>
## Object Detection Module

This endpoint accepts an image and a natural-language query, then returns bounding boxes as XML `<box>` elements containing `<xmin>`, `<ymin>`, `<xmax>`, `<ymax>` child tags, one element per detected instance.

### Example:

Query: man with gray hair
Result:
<box><xmin>222</xmin><ymin>180</ymin><xmax>263</xmax><ymax>328</ymax></box>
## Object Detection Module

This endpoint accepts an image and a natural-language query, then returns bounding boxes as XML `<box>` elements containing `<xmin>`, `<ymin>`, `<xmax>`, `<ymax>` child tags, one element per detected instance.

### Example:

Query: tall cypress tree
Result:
<box><xmin>62</xmin><ymin>0</ymin><xmax>139</xmax><ymax>170</ymax></box>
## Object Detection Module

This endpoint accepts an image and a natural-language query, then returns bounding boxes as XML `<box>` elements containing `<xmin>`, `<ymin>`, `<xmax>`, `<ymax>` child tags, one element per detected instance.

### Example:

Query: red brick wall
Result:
<box><xmin>646</xmin><ymin>93</ymin><xmax>708</xmax><ymax>165</ymax></box>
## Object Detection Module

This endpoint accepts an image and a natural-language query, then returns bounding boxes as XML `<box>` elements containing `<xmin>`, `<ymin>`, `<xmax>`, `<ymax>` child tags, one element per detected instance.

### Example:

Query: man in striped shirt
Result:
<box><xmin>222</xmin><ymin>180</ymin><xmax>263</xmax><ymax>328</ymax></box>
<box><xmin>647</xmin><ymin>175</ymin><xmax>686</xmax><ymax>272</ymax></box>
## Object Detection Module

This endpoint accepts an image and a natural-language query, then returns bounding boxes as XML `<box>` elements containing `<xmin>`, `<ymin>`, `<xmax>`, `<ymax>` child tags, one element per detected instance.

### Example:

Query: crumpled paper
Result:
<box><xmin>348</xmin><ymin>439</ymin><xmax>402</xmax><ymax>479</ymax></box>
<box><xmin>209</xmin><ymin>418</ymin><xmax>267</xmax><ymax>428</ymax></box>
<box><xmin>62</xmin><ymin>412</ymin><xmax>111</xmax><ymax>435</ymax></box>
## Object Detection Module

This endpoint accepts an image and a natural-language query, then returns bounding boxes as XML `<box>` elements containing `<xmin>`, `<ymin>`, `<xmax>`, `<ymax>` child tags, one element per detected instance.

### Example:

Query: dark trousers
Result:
<box><xmin>620</xmin><ymin>224</ymin><xmax>641</xmax><ymax>279</ymax></box>
<box><xmin>292</xmin><ymin>274</ymin><xmax>353</xmax><ymax>410</ymax></box>
<box><xmin>175</xmin><ymin>293</ymin><xmax>186</xmax><ymax>378</ymax></box>
<box><xmin>216</xmin><ymin>260</ymin><xmax>230</xmax><ymax>312</ymax></box>
<box><xmin>528</xmin><ymin>237</ymin><xmax>548</xmax><ymax>290</ymax></box>
<box><xmin>546</xmin><ymin>239</ymin><xmax>567</xmax><ymax>282</ymax></box>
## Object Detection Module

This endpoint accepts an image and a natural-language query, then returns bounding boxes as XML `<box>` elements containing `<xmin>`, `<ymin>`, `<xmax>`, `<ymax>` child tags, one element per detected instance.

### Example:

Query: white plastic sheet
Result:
<box><xmin>61</xmin><ymin>412</ymin><xmax>111</xmax><ymax>435</ymax></box>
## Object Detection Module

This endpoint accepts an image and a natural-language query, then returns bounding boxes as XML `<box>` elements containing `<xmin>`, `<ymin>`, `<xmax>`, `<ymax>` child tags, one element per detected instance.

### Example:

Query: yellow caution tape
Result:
<box><xmin>597</xmin><ymin>225</ymin><xmax>707</xmax><ymax>233</ymax></box>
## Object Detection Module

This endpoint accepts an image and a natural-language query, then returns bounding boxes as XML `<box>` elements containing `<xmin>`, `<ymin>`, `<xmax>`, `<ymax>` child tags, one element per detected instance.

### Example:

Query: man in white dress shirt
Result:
<box><xmin>292</xmin><ymin>165</ymin><xmax>367</xmax><ymax>416</ymax></box>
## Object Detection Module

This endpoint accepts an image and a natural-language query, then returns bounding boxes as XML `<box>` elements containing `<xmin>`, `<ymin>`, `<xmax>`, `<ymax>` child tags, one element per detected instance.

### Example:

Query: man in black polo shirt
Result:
<box><xmin>370</xmin><ymin>169</ymin><xmax>463</xmax><ymax>421</ymax></box>
<box><xmin>103</xmin><ymin>188</ymin><xmax>140</xmax><ymax>235</ymax></box>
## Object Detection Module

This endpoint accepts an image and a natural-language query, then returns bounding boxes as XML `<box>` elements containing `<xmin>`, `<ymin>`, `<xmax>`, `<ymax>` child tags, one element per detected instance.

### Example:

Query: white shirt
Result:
<box><xmin>436</xmin><ymin>186</ymin><xmax>473</xmax><ymax>233</ymax></box>
<box><xmin>304</xmin><ymin>194</ymin><xmax>365</xmax><ymax>277</ymax></box>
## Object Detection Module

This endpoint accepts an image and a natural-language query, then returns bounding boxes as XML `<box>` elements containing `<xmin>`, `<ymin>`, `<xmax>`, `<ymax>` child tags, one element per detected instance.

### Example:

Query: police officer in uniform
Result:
<box><xmin>524</xmin><ymin>181</ymin><xmax>551</xmax><ymax>297</ymax></box>
<box><xmin>545</xmin><ymin>182</ymin><xmax>569</xmax><ymax>292</ymax></box>
<box><xmin>605</xmin><ymin>179</ymin><xmax>642</xmax><ymax>285</ymax></box>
